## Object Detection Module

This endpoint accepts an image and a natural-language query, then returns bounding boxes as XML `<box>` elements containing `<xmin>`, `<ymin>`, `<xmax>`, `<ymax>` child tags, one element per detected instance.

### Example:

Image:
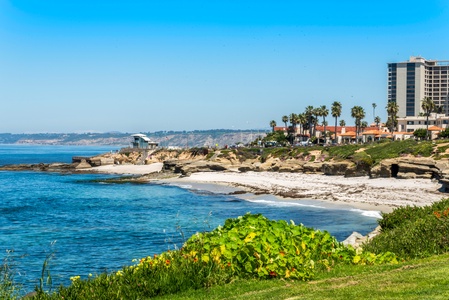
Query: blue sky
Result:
<box><xmin>1</xmin><ymin>0</ymin><xmax>449</xmax><ymax>133</ymax></box>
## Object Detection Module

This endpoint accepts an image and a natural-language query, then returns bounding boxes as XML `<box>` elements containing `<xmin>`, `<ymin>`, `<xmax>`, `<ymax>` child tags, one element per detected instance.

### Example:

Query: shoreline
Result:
<box><xmin>91</xmin><ymin>163</ymin><xmax>447</xmax><ymax>214</ymax></box>
<box><xmin>162</xmin><ymin>172</ymin><xmax>446</xmax><ymax>213</ymax></box>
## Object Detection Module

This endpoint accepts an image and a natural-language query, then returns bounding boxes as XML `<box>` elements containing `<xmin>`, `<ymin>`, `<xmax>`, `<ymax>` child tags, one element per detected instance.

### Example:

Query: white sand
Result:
<box><xmin>167</xmin><ymin>172</ymin><xmax>447</xmax><ymax>213</ymax></box>
<box><xmin>88</xmin><ymin>163</ymin><xmax>447</xmax><ymax>213</ymax></box>
<box><xmin>90</xmin><ymin>163</ymin><xmax>164</xmax><ymax>175</ymax></box>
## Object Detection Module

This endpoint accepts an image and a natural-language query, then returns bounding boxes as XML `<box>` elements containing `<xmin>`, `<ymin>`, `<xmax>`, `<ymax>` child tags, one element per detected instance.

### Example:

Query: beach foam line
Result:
<box><xmin>243</xmin><ymin>198</ymin><xmax>326</xmax><ymax>209</ymax></box>
<box><xmin>350</xmin><ymin>208</ymin><xmax>382</xmax><ymax>219</ymax></box>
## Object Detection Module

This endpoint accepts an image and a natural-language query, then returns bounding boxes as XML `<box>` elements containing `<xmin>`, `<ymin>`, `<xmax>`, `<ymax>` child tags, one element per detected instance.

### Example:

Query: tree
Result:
<box><xmin>339</xmin><ymin>119</ymin><xmax>346</xmax><ymax>127</ymax></box>
<box><xmin>319</xmin><ymin>105</ymin><xmax>329</xmax><ymax>139</ymax></box>
<box><xmin>331</xmin><ymin>101</ymin><xmax>342</xmax><ymax>143</ymax></box>
<box><xmin>434</xmin><ymin>105</ymin><xmax>444</xmax><ymax>114</ymax></box>
<box><xmin>439</xmin><ymin>128</ymin><xmax>449</xmax><ymax>139</ymax></box>
<box><xmin>361</xmin><ymin>121</ymin><xmax>368</xmax><ymax>131</ymax></box>
<box><xmin>413</xmin><ymin>128</ymin><xmax>428</xmax><ymax>140</ymax></box>
<box><xmin>374</xmin><ymin>116</ymin><xmax>381</xmax><ymax>128</ymax></box>
<box><xmin>298</xmin><ymin>113</ymin><xmax>307</xmax><ymax>136</ymax></box>
<box><xmin>386</xmin><ymin>101</ymin><xmax>399</xmax><ymax>133</ymax></box>
<box><xmin>305</xmin><ymin>106</ymin><xmax>314</xmax><ymax>139</ymax></box>
<box><xmin>351</xmin><ymin>106</ymin><xmax>366</xmax><ymax>143</ymax></box>
<box><xmin>264</xmin><ymin>130</ymin><xmax>288</xmax><ymax>145</ymax></box>
<box><xmin>282</xmin><ymin>115</ymin><xmax>289</xmax><ymax>129</ymax></box>
<box><xmin>372</xmin><ymin>103</ymin><xmax>377</xmax><ymax>122</ymax></box>
<box><xmin>421</xmin><ymin>97</ymin><xmax>435</xmax><ymax>140</ymax></box>
<box><xmin>288</xmin><ymin>113</ymin><xmax>299</xmax><ymax>144</ymax></box>
<box><xmin>313</xmin><ymin>107</ymin><xmax>321</xmax><ymax>138</ymax></box>
<box><xmin>269</xmin><ymin>120</ymin><xmax>277</xmax><ymax>132</ymax></box>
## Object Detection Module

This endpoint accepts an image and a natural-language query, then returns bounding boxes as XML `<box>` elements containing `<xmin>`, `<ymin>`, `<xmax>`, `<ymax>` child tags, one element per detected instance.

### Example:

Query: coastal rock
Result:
<box><xmin>302</xmin><ymin>162</ymin><xmax>324</xmax><ymax>174</ymax></box>
<box><xmin>342</xmin><ymin>226</ymin><xmax>381</xmax><ymax>248</ymax></box>
<box><xmin>162</xmin><ymin>159</ymin><xmax>227</xmax><ymax>176</ymax></box>
<box><xmin>75</xmin><ymin>160</ymin><xmax>92</xmax><ymax>169</ymax></box>
<box><xmin>371</xmin><ymin>158</ymin><xmax>441</xmax><ymax>179</ymax></box>
<box><xmin>322</xmin><ymin>161</ymin><xmax>353</xmax><ymax>175</ymax></box>
<box><xmin>344</xmin><ymin>163</ymin><xmax>370</xmax><ymax>177</ymax></box>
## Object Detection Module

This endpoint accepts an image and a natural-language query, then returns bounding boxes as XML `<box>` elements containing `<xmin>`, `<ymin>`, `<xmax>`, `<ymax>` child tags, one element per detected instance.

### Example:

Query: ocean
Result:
<box><xmin>0</xmin><ymin>144</ymin><xmax>380</xmax><ymax>292</ymax></box>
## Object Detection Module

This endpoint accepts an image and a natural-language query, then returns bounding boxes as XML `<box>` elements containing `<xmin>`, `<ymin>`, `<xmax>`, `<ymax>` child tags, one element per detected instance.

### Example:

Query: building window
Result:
<box><xmin>407</xmin><ymin>121</ymin><xmax>414</xmax><ymax>125</ymax></box>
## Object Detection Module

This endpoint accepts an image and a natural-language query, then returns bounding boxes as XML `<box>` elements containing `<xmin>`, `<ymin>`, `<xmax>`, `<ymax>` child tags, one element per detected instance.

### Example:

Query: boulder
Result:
<box><xmin>75</xmin><ymin>159</ymin><xmax>92</xmax><ymax>169</ymax></box>
<box><xmin>322</xmin><ymin>161</ymin><xmax>353</xmax><ymax>175</ymax></box>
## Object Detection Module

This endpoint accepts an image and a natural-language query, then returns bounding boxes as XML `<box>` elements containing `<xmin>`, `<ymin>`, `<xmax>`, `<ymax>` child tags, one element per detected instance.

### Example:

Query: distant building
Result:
<box><xmin>131</xmin><ymin>134</ymin><xmax>158</xmax><ymax>149</ymax></box>
<box><xmin>388</xmin><ymin>56</ymin><xmax>449</xmax><ymax>117</ymax></box>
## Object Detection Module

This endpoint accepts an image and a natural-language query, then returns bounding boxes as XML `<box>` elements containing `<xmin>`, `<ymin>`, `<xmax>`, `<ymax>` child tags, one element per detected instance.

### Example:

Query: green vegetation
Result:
<box><xmin>440</xmin><ymin>128</ymin><xmax>449</xmax><ymax>139</ymax></box>
<box><xmin>0</xmin><ymin>251</ymin><xmax>21</xmax><ymax>300</ymax></box>
<box><xmin>320</xmin><ymin>139</ymin><xmax>435</xmax><ymax>166</ymax></box>
<box><xmin>14</xmin><ymin>200</ymin><xmax>449</xmax><ymax>299</ymax></box>
<box><xmin>364</xmin><ymin>199</ymin><xmax>449</xmax><ymax>259</ymax></box>
<box><xmin>160</xmin><ymin>254</ymin><xmax>449</xmax><ymax>299</ymax></box>
<box><xmin>8</xmin><ymin>214</ymin><xmax>398</xmax><ymax>299</ymax></box>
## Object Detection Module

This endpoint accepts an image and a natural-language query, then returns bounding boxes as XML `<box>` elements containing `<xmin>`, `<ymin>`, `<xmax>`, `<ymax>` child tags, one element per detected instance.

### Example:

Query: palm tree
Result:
<box><xmin>319</xmin><ymin>105</ymin><xmax>329</xmax><ymax>140</ymax></box>
<box><xmin>331</xmin><ymin>101</ymin><xmax>342</xmax><ymax>143</ymax></box>
<box><xmin>372</xmin><ymin>103</ymin><xmax>377</xmax><ymax>122</ymax></box>
<box><xmin>361</xmin><ymin>121</ymin><xmax>368</xmax><ymax>131</ymax></box>
<box><xmin>374</xmin><ymin>116</ymin><xmax>381</xmax><ymax>128</ymax></box>
<box><xmin>305</xmin><ymin>106</ymin><xmax>314</xmax><ymax>139</ymax></box>
<box><xmin>386</xmin><ymin>101</ymin><xmax>399</xmax><ymax>133</ymax></box>
<box><xmin>282</xmin><ymin>115</ymin><xmax>289</xmax><ymax>130</ymax></box>
<box><xmin>298</xmin><ymin>113</ymin><xmax>307</xmax><ymax>136</ymax></box>
<box><xmin>351</xmin><ymin>106</ymin><xmax>366</xmax><ymax>143</ymax></box>
<box><xmin>421</xmin><ymin>97</ymin><xmax>435</xmax><ymax>140</ymax></box>
<box><xmin>269</xmin><ymin>120</ymin><xmax>277</xmax><ymax>132</ymax></box>
<box><xmin>289</xmin><ymin>113</ymin><xmax>299</xmax><ymax>144</ymax></box>
<box><xmin>313</xmin><ymin>107</ymin><xmax>321</xmax><ymax>138</ymax></box>
<box><xmin>339</xmin><ymin>119</ymin><xmax>346</xmax><ymax>127</ymax></box>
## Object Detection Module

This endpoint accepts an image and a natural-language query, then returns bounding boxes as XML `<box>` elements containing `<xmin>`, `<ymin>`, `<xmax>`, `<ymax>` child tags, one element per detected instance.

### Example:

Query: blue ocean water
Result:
<box><xmin>0</xmin><ymin>144</ymin><xmax>380</xmax><ymax>292</ymax></box>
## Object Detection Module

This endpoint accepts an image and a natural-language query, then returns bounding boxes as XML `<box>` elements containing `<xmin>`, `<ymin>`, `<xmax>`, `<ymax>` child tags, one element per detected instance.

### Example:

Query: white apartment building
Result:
<box><xmin>397</xmin><ymin>113</ymin><xmax>449</xmax><ymax>133</ymax></box>
<box><xmin>388</xmin><ymin>56</ymin><xmax>449</xmax><ymax>117</ymax></box>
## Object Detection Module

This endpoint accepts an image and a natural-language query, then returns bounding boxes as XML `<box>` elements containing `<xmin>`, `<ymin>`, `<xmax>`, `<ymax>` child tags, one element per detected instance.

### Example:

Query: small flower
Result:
<box><xmin>166</xmin><ymin>259</ymin><xmax>170</xmax><ymax>265</ymax></box>
<box><xmin>70</xmin><ymin>275</ymin><xmax>80</xmax><ymax>282</ymax></box>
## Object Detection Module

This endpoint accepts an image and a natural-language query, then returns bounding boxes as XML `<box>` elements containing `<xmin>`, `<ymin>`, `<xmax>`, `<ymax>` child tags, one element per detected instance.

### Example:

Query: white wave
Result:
<box><xmin>243</xmin><ymin>198</ymin><xmax>325</xmax><ymax>209</ymax></box>
<box><xmin>172</xmin><ymin>184</ymin><xmax>193</xmax><ymax>189</ymax></box>
<box><xmin>350</xmin><ymin>208</ymin><xmax>382</xmax><ymax>219</ymax></box>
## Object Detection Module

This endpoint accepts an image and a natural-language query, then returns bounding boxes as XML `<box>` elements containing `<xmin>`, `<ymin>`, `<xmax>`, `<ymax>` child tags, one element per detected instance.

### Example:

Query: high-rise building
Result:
<box><xmin>387</xmin><ymin>56</ymin><xmax>449</xmax><ymax>117</ymax></box>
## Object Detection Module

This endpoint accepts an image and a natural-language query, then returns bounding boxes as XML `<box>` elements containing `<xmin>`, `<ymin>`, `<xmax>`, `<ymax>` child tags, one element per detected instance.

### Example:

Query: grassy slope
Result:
<box><xmin>158</xmin><ymin>254</ymin><xmax>449</xmax><ymax>299</ymax></box>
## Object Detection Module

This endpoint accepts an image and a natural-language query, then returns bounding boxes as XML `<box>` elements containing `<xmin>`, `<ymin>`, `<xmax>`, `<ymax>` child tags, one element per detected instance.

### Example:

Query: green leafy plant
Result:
<box><xmin>183</xmin><ymin>214</ymin><xmax>396</xmax><ymax>281</ymax></box>
<box><xmin>365</xmin><ymin>199</ymin><xmax>449</xmax><ymax>259</ymax></box>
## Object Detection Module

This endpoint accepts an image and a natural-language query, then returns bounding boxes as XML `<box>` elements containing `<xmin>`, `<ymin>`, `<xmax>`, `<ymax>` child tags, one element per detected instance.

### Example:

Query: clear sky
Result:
<box><xmin>1</xmin><ymin>0</ymin><xmax>449</xmax><ymax>133</ymax></box>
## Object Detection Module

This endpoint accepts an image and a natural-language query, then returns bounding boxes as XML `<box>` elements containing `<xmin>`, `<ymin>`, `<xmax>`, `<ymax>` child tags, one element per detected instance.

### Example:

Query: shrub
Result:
<box><xmin>352</xmin><ymin>152</ymin><xmax>373</xmax><ymax>168</ymax></box>
<box><xmin>365</xmin><ymin>199</ymin><xmax>449</xmax><ymax>259</ymax></box>
<box><xmin>439</xmin><ymin>128</ymin><xmax>449</xmax><ymax>139</ymax></box>
<box><xmin>413</xmin><ymin>128</ymin><xmax>428</xmax><ymax>139</ymax></box>
<box><xmin>183</xmin><ymin>214</ymin><xmax>396</xmax><ymax>281</ymax></box>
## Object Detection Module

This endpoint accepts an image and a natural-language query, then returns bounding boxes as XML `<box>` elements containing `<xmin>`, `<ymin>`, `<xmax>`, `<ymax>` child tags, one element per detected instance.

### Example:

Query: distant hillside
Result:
<box><xmin>0</xmin><ymin>130</ymin><xmax>268</xmax><ymax>147</ymax></box>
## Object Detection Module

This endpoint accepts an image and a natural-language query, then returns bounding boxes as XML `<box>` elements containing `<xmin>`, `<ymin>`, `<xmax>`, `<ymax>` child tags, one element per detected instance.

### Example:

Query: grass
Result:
<box><xmin>156</xmin><ymin>254</ymin><xmax>449</xmax><ymax>299</ymax></box>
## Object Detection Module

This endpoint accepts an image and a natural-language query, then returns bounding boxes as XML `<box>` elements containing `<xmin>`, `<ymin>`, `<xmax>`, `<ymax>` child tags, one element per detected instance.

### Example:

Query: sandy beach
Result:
<box><xmin>90</xmin><ymin>162</ymin><xmax>164</xmax><ymax>175</ymax></box>
<box><xmin>91</xmin><ymin>163</ymin><xmax>447</xmax><ymax>213</ymax></box>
